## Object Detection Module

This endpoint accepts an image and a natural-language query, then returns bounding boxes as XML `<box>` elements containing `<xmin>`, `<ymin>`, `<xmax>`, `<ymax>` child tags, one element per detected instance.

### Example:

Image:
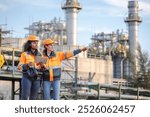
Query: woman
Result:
<box><xmin>41</xmin><ymin>38</ymin><xmax>87</xmax><ymax>100</ymax></box>
<box><xmin>18</xmin><ymin>35</ymin><xmax>42</xmax><ymax>100</ymax></box>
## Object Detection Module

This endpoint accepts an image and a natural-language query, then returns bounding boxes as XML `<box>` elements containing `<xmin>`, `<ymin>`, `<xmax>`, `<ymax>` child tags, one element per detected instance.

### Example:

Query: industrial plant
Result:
<box><xmin>0</xmin><ymin>0</ymin><xmax>150</xmax><ymax>100</ymax></box>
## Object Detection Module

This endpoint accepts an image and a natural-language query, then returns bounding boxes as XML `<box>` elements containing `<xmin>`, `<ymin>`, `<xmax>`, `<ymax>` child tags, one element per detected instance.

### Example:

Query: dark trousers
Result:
<box><xmin>21</xmin><ymin>77</ymin><xmax>41</xmax><ymax>100</ymax></box>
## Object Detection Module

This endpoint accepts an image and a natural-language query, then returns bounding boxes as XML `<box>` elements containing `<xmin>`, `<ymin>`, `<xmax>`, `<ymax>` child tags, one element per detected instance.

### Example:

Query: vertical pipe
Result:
<box><xmin>121</xmin><ymin>58</ymin><xmax>126</xmax><ymax>78</ymax></box>
<box><xmin>12</xmin><ymin>48</ymin><xmax>15</xmax><ymax>76</ymax></box>
<box><xmin>11</xmin><ymin>80</ymin><xmax>15</xmax><ymax>100</ymax></box>
<box><xmin>129</xmin><ymin>21</ymin><xmax>139</xmax><ymax>78</ymax></box>
<box><xmin>62</xmin><ymin>0</ymin><xmax>82</xmax><ymax>46</ymax></box>
<box><xmin>124</xmin><ymin>1</ymin><xmax>142</xmax><ymax>79</ymax></box>
<box><xmin>118</xmin><ymin>84</ymin><xmax>121</xmax><ymax>100</ymax></box>
<box><xmin>137</xmin><ymin>86</ymin><xmax>139</xmax><ymax>100</ymax></box>
<box><xmin>74</xmin><ymin>57</ymin><xmax>78</xmax><ymax>99</ymax></box>
<box><xmin>66</xmin><ymin>9</ymin><xmax>77</xmax><ymax>45</ymax></box>
<box><xmin>60</xmin><ymin>30</ymin><xmax>64</xmax><ymax>46</ymax></box>
<box><xmin>97</xmin><ymin>83</ymin><xmax>100</xmax><ymax>100</ymax></box>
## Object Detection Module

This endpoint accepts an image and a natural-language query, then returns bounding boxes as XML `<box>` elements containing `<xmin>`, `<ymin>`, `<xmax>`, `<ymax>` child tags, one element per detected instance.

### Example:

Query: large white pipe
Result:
<box><xmin>62</xmin><ymin>0</ymin><xmax>82</xmax><ymax>46</ymax></box>
<box><xmin>125</xmin><ymin>1</ymin><xmax>142</xmax><ymax>78</ymax></box>
<box><xmin>66</xmin><ymin>9</ymin><xmax>78</xmax><ymax>45</ymax></box>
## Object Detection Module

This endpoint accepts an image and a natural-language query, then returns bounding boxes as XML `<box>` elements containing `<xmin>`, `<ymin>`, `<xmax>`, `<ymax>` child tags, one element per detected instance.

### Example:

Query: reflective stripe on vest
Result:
<box><xmin>48</xmin><ymin>66</ymin><xmax>61</xmax><ymax>81</ymax></box>
<box><xmin>49</xmin><ymin>68</ymin><xmax>54</xmax><ymax>81</ymax></box>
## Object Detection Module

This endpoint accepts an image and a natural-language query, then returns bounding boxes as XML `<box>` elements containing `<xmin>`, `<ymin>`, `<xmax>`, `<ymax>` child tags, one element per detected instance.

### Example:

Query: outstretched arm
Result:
<box><xmin>59</xmin><ymin>47</ymin><xmax>88</xmax><ymax>60</ymax></box>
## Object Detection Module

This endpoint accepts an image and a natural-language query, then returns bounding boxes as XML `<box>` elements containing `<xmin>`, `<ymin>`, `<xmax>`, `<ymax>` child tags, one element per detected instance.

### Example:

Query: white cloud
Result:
<box><xmin>0</xmin><ymin>3</ymin><xmax>8</xmax><ymax>11</ymax></box>
<box><xmin>12</xmin><ymin>0</ymin><xmax>59</xmax><ymax>8</ymax></box>
<box><xmin>104</xmin><ymin>0</ymin><xmax>128</xmax><ymax>9</ymax></box>
<box><xmin>83</xmin><ymin>4</ymin><xmax>126</xmax><ymax>18</ymax></box>
<box><xmin>88</xmin><ymin>0</ymin><xmax>150</xmax><ymax>18</ymax></box>
<box><xmin>103</xmin><ymin>0</ymin><xmax>150</xmax><ymax>17</ymax></box>
<box><xmin>81</xmin><ymin>0</ymin><xmax>131</xmax><ymax>18</ymax></box>
<box><xmin>139</xmin><ymin>1</ymin><xmax>150</xmax><ymax>16</ymax></box>
<box><xmin>0</xmin><ymin>0</ymin><xmax>62</xmax><ymax>13</ymax></box>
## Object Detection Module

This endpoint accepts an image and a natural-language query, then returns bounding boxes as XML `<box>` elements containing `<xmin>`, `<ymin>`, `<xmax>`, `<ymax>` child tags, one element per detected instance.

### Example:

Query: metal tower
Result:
<box><xmin>62</xmin><ymin>0</ymin><xmax>82</xmax><ymax>46</ymax></box>
<box><xmin>124</xmin><ymin>0</ymin><xmax>142</xmax><ymax>78</ymax></box>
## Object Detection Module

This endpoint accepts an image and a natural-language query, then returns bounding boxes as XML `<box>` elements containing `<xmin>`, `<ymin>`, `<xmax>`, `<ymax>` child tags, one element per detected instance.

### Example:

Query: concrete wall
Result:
<box><xmin>0</xmin><ymin>81</ymin><xmax>11</xmax><ymax>99</ymax></box>
<box><xmin>78</xmin><ymin>58</ymin><xmax>113</xmax><ymax>84</ymax></box>
<box><xmin>0</xmin><ymin>80</ymin><xmax>20</xmax><ymax>100</ymax></box>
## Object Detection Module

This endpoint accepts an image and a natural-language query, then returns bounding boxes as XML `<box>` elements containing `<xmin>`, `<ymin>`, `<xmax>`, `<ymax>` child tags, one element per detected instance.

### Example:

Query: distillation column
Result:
<box><xmin>62</xmin><ymin>0</ymin><xmax>82</xmax><ymax>46</ymax></box>
<box><xmin>124</xmin><ymin>0</ymin><xmax>142</xmax><ymax>78</ymax></box>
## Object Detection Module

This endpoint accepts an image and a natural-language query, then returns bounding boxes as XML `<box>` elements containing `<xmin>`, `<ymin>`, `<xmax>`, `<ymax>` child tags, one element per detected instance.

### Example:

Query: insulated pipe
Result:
<box><xmin>121</xmin><ymin>58</ymin><xmax>126</xmax><ymax>78</ymax></box>
<box><xmin>124</xmin><ymin>1</ymin><xmax>142</xmax><ymax>78</ymax></box>
<box><xmin>62</xmin><ymin>0</ymin><xmax>82</xmax><ymax>46</ymax></box>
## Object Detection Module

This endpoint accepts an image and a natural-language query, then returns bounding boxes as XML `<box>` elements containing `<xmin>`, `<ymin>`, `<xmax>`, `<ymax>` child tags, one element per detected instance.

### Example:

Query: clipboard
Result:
<box><xmin>35</xmin><ymin>56</ymin><xmax>47</xmax><ymax>64</ymax></box>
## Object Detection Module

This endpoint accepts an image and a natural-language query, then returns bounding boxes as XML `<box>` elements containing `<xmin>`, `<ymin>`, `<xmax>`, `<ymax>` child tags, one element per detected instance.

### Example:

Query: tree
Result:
<box><xmin>137</xmin><ymin>47</ymin><xmax>150</xmax><ymax>89</ymax></box>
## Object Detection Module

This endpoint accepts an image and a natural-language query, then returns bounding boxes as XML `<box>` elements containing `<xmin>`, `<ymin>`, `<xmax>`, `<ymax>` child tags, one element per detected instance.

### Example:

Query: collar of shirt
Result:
<box><xmin>47</xmin><ymin>51</ymin><xmax>56</xmax><ymax>58</ymax></box>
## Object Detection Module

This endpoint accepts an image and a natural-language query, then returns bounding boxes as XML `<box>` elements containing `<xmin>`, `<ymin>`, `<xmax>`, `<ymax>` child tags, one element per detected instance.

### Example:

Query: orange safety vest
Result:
<box><xmin>18</xmin><ymin>51</ymin><xmax>42</xmax><ymax>71</ymax></box>
<box><xmin>44</xmin><ymin>51</ymin><xmax>73</xmax><ymax>81</ymax></box>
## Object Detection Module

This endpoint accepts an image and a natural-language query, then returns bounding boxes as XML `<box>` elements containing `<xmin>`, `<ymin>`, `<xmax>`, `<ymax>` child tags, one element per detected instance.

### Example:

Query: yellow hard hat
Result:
<box><xmin>27</xmin><ymin>35</ymin><xmax>39</xmax><ymax>41</ymax></box>
<box><xmin>43</xmin><ymin>39</ymin><xmax>54</xmax><ymax>45</ymax></box>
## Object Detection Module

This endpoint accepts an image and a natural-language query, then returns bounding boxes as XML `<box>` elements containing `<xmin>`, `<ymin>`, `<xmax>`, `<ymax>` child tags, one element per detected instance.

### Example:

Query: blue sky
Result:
<box><xmin>0</xmin><ymin>0</ymin><xmax>150</xmax><ymax>54</ymax></box>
